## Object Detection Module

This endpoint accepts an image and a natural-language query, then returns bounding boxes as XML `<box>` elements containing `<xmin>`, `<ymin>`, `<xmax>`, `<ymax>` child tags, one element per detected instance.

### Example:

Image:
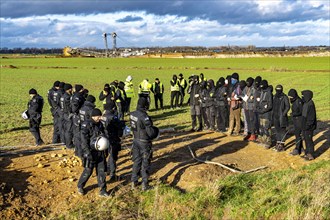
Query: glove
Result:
<box><xmin>256</xmin><ymin>97</ymin><xmax>261</xmax><ymax>102</ymax></box>
<box><xmin>83</xmin><ymin>153</ymin><xmax>93</xmax><ymax>161</ymax></box>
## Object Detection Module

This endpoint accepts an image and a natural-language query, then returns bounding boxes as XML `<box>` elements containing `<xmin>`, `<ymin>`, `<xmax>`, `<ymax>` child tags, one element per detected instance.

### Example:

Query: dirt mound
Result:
<box><xmin>0</xmin><ymin>124</ymin><xmax>329</xmax><ymax>219</ymax></box>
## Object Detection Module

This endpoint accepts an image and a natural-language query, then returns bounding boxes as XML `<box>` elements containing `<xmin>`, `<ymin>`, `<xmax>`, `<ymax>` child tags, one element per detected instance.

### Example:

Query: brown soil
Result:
<box><xmin>0</xmin><ymin>123</ymin><xmax>329</xmax><ymax>219</ymax></box>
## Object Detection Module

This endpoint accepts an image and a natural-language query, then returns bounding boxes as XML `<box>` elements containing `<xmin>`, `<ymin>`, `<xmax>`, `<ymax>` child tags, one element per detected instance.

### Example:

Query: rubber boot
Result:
<box><xmin>248</xmin><ymin>134</ymin><xmax>256</xmax><ymax>141</ymax></box>
<box><xmin>243</xmin><ymin>133</ymin><xmax>251</xmax><ymax>141</ymax></box>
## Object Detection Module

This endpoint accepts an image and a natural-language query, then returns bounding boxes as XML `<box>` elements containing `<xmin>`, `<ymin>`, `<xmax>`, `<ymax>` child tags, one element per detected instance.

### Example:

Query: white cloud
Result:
<box><xmin>0</xmin><ymin>11</ymin><xmax>329</xmax><ymax>48</ymax></box>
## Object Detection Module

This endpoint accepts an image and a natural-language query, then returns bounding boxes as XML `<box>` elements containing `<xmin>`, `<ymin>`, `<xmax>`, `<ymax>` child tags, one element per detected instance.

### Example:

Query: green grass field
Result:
<box><xmin>1</xmin><ymin>56</ymin><xmax>329</xmax><ymax>133</ymax></box>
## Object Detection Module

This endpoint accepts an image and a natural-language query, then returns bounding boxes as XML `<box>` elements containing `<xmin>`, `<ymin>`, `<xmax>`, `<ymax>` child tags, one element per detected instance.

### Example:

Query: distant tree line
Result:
<box><xmin>0</xmin><ymin>45</ymin><xmax>329</xmax><ymax>55</ymax></box>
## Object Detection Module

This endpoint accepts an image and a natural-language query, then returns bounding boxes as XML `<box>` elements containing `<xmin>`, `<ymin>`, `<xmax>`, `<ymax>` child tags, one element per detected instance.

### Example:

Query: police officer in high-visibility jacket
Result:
<box><xmin>99</xmin><ymin>84</ymin><xmax>117</xmax><ymax>113</ymax></box>
<box><xmin>124</xmin><ymin>75</ymin><xmax>134</xmax><ymax>113</ymax></box>
<box><xmin>151</xmin><ymin>78</ymin><xmax>164</xmax><ymax>110</ymax></box>
<box><xmin>178</xmin><ymin>73</ymin><xmax>187</xmax><ymax>107</ymax></box>
<box><xmin>138</xmin><ymin>79</ymin><xmax>152</xmax><ymax>97</ymax></box>
<box><xmin>170</xmin><ymin>74</ymin><xmax>180</xmax><ymax>109</ymax></box>
<box><xmin>130</xmin><ymin>95</ymin><xmax>159</xmax><ymax>191</ymax></box>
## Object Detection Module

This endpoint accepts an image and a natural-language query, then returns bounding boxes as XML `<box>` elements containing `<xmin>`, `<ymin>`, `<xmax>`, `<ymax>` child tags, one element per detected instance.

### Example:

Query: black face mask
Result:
<box><xmin>276</xmin><ymin>89</ymin><xmax>283</xmax><ymax>95</ymax></box>
<box><xmin>301</xmin><ymin>96</ymin><xmax>305</xmax><ymax>103</ymax></box>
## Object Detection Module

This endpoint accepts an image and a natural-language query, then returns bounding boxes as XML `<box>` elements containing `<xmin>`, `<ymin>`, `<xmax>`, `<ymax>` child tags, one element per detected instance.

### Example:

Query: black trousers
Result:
<box><xmin>107</xmin><ymin>142</ymin><xmax>121</xmax><ymax>176</ymax></box>
<box><xmin>201</xmin><ymin>106</ymin><xmax>209</xmax><ymax>128</ymax></box>
<box><xmin>260</xmin><ymin>118</ymin><xmax>271</xmax><ymax>137</ymax></box>
<box><xmin>274</xmin><ymin>119</ymin><xmax>286</xmax><ymax>142</ymax></box>
<box><xmin>131</xmin><ymin>140</ymin><xmax>152</xmax><ymax>184</ymax></box>
<box><xmin>254</xmin><ymin>112</ymin><xmax>260</xmax><ymax>135</ymax></box>
<box><xmin>206</xmin><ymin>106</ymin><xmax>216</xmax><ymax>130</ymax></box>
<box><xmin>29</xmin><ymin>114</ymin><xmax>43</xmax><ymax>145</ymax></box>
<box><xmin>179</xmin><ymin>89</ymin><xmax>185</xmax><ymax>107</ymax></box>
<box><xmin>73</xmin><ymin>115</ymin><xmax>82</xmax><ymax>157</ymax></box>
<box><xmin>63</xmin><ymin>114</ymin><xmax>74</xmax><ymax>149</ymax></box>
<box><xmin>303</xmin><ymin>130</ymin><xmax>314</xmax><ymax>156</ymax></box>
<box><xmin>245</xmin><ymin>109</ymin><xmax>256</xmax><ymax>134</ymax></box>
<box><xmin>225</xmin><ymin>105</ymin><xmax>230</xmax><ymax>128</ymax></box>
<box><xmin>78</xmin><ymin>153</ymin><xmax>106</xmax><ymax>191</ymax></box>
<box><xmin>292</xmin><ymin>117</ymin><xmax>303</xmax><ymax>151</ymax></box>
<box><xmin>51</xmin><ymin>110</ymin><xmax>61</xmax><ymax>144</ymax></box>
<box><xmin>170</xmin><ymin>91</ymin><xmax>180</xmax><ymax>108</ymax></box>
<box><xmin>216</xmin><ymin>105</ymin><xmax>227</xmax><ymax>132</ymax></box>
<box><xmin>125</xmin><ymin>97</ymin><xmax>132</xmax><ymax>113</ymax></box>
<box><xmin>58</xmin><ymin>112</ymin><xmax>66</xmax><ymax>143</ymax></box>
<box><xmin>154</xmin><ymin>93</ymin><xmax>163</xmax><ymax>110</ymax></box>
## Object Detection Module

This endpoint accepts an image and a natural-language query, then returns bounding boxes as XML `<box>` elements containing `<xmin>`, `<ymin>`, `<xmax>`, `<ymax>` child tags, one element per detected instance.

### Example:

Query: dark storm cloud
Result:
<box><xmin>1</xmin><ymin>0</ymin><xmax>329</xmax><ymax>24</ymax></box>
<box><xmin>116</xmin><ymin>15</ymin><xmax>143</xmax><ymax>22</ymax></box>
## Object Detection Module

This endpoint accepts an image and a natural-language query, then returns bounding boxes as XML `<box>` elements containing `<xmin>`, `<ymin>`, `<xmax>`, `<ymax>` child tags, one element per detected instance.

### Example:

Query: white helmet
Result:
<box><xmin>22</xmin><ymin>110</ymin><xmax>29</xmax><ymax>120</ymax></box>
<box><xmin>126</xmin><ymin>75</ymin><xmax>133</xmax><ymax>82</ymax></box>
<box><xmin>93</xmin><ymin>136</ymin><xmax>110</xmax><ymax>151</ymax></box>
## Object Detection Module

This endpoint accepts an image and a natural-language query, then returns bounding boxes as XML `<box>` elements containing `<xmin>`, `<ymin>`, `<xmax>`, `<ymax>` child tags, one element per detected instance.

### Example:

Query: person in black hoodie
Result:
<box><xmin>288</xmin><ymin>89</ymin><xmax>304</xmax><ymax>156</ymax></box>
<box><xmin>242</xmin><ymin>77</ymin><xmax>256</xmax><ymax>141</ymax></box>
<box><xmin>253</xmin><ymin>76</ymin><xmax>262</xmax><ymax>135</ymax></box>
<box><xmin>151</xmin><ymin>78</ymin><xmax>164</xmax><ymax>110</ymax></box>
<box><xmin>199</xmin><ymin>81</ymin><xmax>209</xmax><ymax>130</ymax></box>
<box><xmin>214</xmin><ymin>77</ymin><xmax>227</xmax><ymax>133</ymax></box>
<box><xmin>187</xmin><ymin>75</ymin><xmax>202</xmax><ymax>132</ymax></box>
<box><xmin>272</xmin><ymin>85</ymin><xmax>290</xmax><ymax>152</ymax></box>
<box><xmin>301</xmin><ymin>90</ymin><xmax>317</xmax><ymax>160</ymax></box>
<box><xmin>256</xmin><ymin>80</ymin><xmax>273</xmax><ymax>148</ymax></box>
<box><xmin>206</xmin><ymin>79</ymin><xmax>216</xmax><ymax>131</ymax></box>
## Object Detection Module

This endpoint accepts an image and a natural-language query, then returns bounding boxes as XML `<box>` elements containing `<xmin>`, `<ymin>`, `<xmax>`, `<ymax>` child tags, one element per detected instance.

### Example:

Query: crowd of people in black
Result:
<box><xmin>24</xmin><ymin>71</ymin><xmax>317</xmax><ymax>196</ymax></box>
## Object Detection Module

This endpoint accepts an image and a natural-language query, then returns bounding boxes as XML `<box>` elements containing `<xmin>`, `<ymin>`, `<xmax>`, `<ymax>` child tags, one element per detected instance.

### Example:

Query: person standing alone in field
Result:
<box><xmin>27</xmin><ymin>88</ymin><xmax>44</xmax><ymax>146</ymax></box>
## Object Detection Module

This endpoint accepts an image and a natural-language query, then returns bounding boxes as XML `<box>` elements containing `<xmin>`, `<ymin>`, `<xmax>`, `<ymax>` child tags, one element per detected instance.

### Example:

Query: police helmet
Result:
<box><xmin>91</xmin><ymin>136</ymin><xmax>110</xmax><ymax>151</ymax></box>
<box><xmin>22</xmin><ymin>110</ymin><xmax>29</xmax><ymax>120</ymax></box>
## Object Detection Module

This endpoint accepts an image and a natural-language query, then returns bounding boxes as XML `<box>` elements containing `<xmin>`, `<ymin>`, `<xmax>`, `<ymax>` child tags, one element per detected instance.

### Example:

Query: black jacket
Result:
<box><xmin>256</xmin><ymin>87</ymin><xmax>273</xmax><ymax>120</ymax></box>
<box><xmin>99</xmin><ymin>90</ymin><xmax>117</xmax><ymax>111</ymax></box>
<box><xmin>214</xmin><ymin>86</ymin><xmax>227</xmax><ymax>107</ymax></box>
<box><xmin>47</xmin><ymin>87</ymin><xmax>59</xmax><ymax>113</ymax></box>
<box><xmin>80</xmin><ymin>119</ymin><xmax>106</xmax><ymax>156</ymax></box>
<box><xmin>102</xmin><ymin>111</ymin><xmax>125</xmax><ymax>145</ymax></box>
<box><xmin>71</xmin><ymin>92</ymin><xmax>86</xmax><ymax>114</ymax></box>
<box><xmin>187</xmin><ymin>82</ymin><xmax>201</xmax><ymax>106</ymax></box>
<box><xmin>301</xmin><ymin>90</ymin><xmax>317</xmax><ymax>131</ymax></box>
<box><xmin>79</xmin><ymin>101</ymin><xmax>95</xmax><ymax>124</ymax></box>
<box><xmin>28</xmin><ymin>94</ymin><xmax>44</xmax><ymax>117</ymax></box>
<box><xmin>60</xmin><ymin>92</ymin><xmax>72</xmax><ymax>114</ymax></box>
<box><xmin>130</xmin><ymin>108</ymin><xmax>158</xmax><ymax>142</ymax></box>
<box><xmin>273</xmin><ymin>92</ymin><xmax>290</xmax><ymax>127</ymax></box>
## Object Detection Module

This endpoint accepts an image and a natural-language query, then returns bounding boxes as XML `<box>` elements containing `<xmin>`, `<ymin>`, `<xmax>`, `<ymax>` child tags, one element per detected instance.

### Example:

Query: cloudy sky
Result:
<box><xmin>1</xmin><ymin>0</ymin><xmax>329</xmax><ymax>48</ymax></box>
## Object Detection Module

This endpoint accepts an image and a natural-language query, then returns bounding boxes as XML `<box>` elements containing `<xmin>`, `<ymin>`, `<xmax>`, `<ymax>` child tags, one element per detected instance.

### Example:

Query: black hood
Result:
<box><xmin>246</xmin><ymin>77</ymin><xmax>254</xmax><ymax>87</ymax></box>
<box><xmin>254</xmin><ymin>76</ymin><xmax>262</xmax><ymax>88</ymax></box>
<box><xmin>239</xmin><ymin>80</ymin><xmax>247</xmax><ymax>90</ymax></box>
<box><xmin>260</xmin><ymin>80</ymin><xmax>268</xmax><ymax>90</ymax></box>
<box><xmin>118</xmin><ymin>81</ymin><xmax>125</xmax><ymax>90</ymax></box>
<box><xmin>137</xmin><ymin>96</ymin><xmax>150</xmax><ymax>111</ymax></box>
<box><xmin>302</xmin><ymin>90</ymin><xmax>313</xmax><ymax>103</ymax></box>
<box><xmin>207</xmin><ymin>79</ymin><xmax>215</xmax><ymax>89</ymax></box>
<box><xmin>288</xmin><ymin>89</ymin><xmax>298</xmax><ymax>103</ymax></box>
<box><xmin>200</xmin><ymin>81</ymin><xmax>207</xmax><ymax>89</ymax></box>
<box><xmin>217</xmin><ymin>77</ymin><xmax>225</xmax><ymax>87</ymax></box>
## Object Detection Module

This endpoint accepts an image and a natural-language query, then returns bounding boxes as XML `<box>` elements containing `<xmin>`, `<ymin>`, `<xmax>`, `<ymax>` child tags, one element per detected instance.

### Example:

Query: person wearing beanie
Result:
<box><xmin>227</xmin><ymin>72</ymin><xmax>242</xmax><ymax>136</ymax></box>
<box><xmin>272</xmin><ymin>85</ymin><xmax>290</xmax><ymax>152</ymax></box>
<box><xmin>178</xmin><ymin>73</ymin><xmax>188</xmax><ymax>107</ymax></box>
<box><xmin>60</xmin><ymin>83</ymin><xmax>74</xmax><ymax>149</ymax></box>
<box><xmin>99</xmin><ymin>83</ymin><xmax>117</xmax><ymax>113</ymax></box>
<box><xmin>47</xmin><ymin>81</ymin><xmax>61</xmax><ymax>144</ymax></box>
<box><xmin>288</xmin><ymin>89</ymin><xmax>304</xmax><ymax>156</ymax></box>
<box><xmin>214</xmin><ymin>77</ymin><xmax>228</xmax><ymax>133</ymax></box>
<box><xmin>129</xmin><ymin>96</ymin><xmax>159</xmax><ymax>191</ymax></box>
<box><xmin>72</xmin><ymin>84</ymin><xmax>86</xmax><ymax>156</ymax></box>
<box><xmin>78</xmin><ymin>108</ymin><xmax>109</xmax><ymax>197</ymax></box>
<box><xmin>151</xmin><ymin>78</ymin><xmax>164</xmax><ymax>110</ymax></box>
<box><xmin>301</xmin><ymin>90</ymin><xmax>317</xmax><ymax>161</ymax></box>
<box><xmin>124</xmin><ymin>75</ymin><xmax>135</xmax><ymax>114</ymax></box>
<box><xmin>27</xmin><ymin>88</ymin><xmax>44</xmax><ymax>146</ymax></box>
<box><xmin>242</xmin><ymin>77</ymin><xmax>257</xmax><ymax>141</ymax></box>
<box><xmin>255</xmin><ymin>80</ymin><xmax>273</xmax><ymax>148</ymax></box>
